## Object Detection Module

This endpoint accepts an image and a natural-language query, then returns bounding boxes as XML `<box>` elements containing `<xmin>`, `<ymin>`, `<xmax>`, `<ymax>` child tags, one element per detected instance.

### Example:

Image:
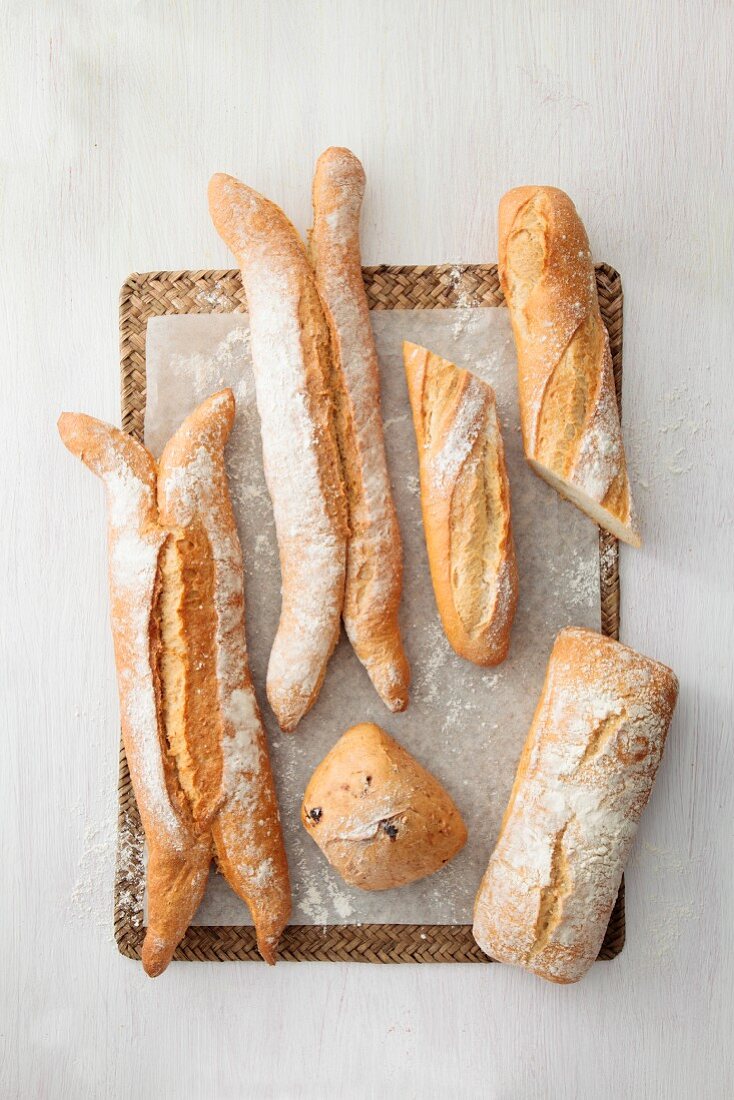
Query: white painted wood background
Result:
<box><xmin>2</xmin><ymin>2</ymin><xmax>732</xmax><ymax>1097</ymax></box>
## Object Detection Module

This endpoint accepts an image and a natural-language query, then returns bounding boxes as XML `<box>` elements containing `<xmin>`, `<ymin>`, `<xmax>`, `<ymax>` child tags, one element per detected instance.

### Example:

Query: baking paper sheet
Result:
<box><xmin>145</xmin><ymin>307</ymin><xmax>599</xmax><ymax>926</ymax></box>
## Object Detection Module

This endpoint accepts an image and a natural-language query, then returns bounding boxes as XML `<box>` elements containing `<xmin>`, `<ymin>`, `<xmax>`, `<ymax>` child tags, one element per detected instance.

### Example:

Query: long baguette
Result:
<box><xmin>472</xmin><ymin>627</ymin><xmax>678</xmax><ymax>983</ymax></box>
<box><xmin>59</xmin><ymin>391</ymin><xmax>290</xmax><ymax>974</ymax></box>
<box><xmin>498</xmin><ymin>186</ymin><xmax>640</xmax><ymax>546</ymax></box>
<box><xmin>157</xmin><ymin>391</ymin><xmax>291</xmax><ymax>964</ymax></box>
<box><xmin>310</xmin><ymin>147</ymin><xmax>409</xmax><ymax>711</ymax></box>
<box><xmin>403</xmin><ymin>342</ymin><xmax>518</xmax><ymax>666</ymax></box>
<box><xmin>58</xmin><ymin>412</ymin><xmax>212</xmax><ymax>975</ymax></box>
<box><xmin>208</xmin><ymin>174</ymin><xmax>348</xmax><ymax>731</ymax></box>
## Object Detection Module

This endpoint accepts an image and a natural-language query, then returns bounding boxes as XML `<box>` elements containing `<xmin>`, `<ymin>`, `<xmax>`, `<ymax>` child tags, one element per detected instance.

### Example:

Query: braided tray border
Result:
<box><xmin>116</xmin><ymin>263</ymin><xmax>625</xmax><ymax>964</ymax></box>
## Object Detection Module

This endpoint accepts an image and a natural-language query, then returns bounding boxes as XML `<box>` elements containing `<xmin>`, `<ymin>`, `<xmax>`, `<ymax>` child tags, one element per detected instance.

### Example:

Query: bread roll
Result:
<box><xmin>310</xmin><ymin>147</ymin><xmax>410</xmax><ymax>711</ymax></box>
<box><xmin>208</xmin><ymin>173</ymin><xmax>348</xmax><ymax>731</ymax></box>
<box><xmin>59</xmin><ymin>391</ymin><xmax>290</xmax><ymax>975</ymax></box>
<box><xmin>472</xmin><ymin>627</ymin><xmax>678</xmax><ymax>984</ymax></box>
<box><xmin>403</xmin><ymin>342</ymin><xmax>518</xmax><ymax>666</ymax></box>
<box><xmin>301</xmin><ymin>722</ymin><xmax>467</xmax><ymax>890</ymax></box>
<box><xmin>498</xmin><ymin>186</ymin><xmax>640</xmax><ymax>547</ymax></box>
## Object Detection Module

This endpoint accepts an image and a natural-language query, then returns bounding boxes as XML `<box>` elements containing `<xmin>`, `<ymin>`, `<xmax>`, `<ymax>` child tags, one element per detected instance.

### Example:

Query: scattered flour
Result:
<box><xmin>447</xmin><ymin>265</ymin><xmax>483</xmax><ymax>340</ymax></box>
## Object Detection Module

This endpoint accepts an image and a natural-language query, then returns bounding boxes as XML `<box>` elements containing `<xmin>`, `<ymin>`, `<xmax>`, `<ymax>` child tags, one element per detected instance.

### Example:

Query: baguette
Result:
<box><xmin>403</xmin><ymin>342</ymin><xmax>518</xmax><ymax>666</ymax></box>
<box><xmin>472</xmin><ymin>627</ymin><xmax>678</xmax><ymax>983</ymax></box>
<box><xmin>310</xmin><ymin>147</ymin><xmax>410</xmax><ymax>711</ymax></box>
<box><xmin>208</xmin><ymin>173</ymin><xmax>348</xmax><ymax>731</ymax></box>
<box><xmin>59</xmin><ymin>391</ymin><xmax>290</xmax><ymax>975</ymax></box>
<box><xmin>498</xmin><ymin>186</ymin><xmax>640</xmax><ymax>546</ymax></box>
<box><xmin>302</xmin><ymin>722</ymin><xmax>467</xmax><ymax>890</ymax></box>
<box><xmin>157</xmin><ymin>391</ymin><xmax>291</xmax><ymax>964</ymax></box>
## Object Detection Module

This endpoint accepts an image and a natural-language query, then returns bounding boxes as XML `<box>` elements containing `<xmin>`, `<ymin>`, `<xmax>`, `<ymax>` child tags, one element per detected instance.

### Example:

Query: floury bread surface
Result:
<box><xmin>59</xmin><ymin>391</ymin><xmax>290</xmax><ymax>975</ymax></box>
<box><xmin>208</xmin><ymin>173</ymin><xmax>348</xmax><ymax>731</ymax></box>
<box><xmin>472</xmin><ymin>627</ymin><xmax>678</xmax><ymax>983</ymax></box>
<box><xmin>498</xmin><ymin>186</ymin><xmax>640</xmax><ymax>546</ymax></box>
<box><xmin>403</xmin><ymin>341</ymin><xmax>518</xmax><ymax>666</ymax></box>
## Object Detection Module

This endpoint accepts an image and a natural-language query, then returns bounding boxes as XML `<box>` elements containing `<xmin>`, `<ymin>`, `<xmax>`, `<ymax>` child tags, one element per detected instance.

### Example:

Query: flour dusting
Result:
<box><xmin>145</xmin><ymin>305</ymin><xmax>601</xmax><ymax>928</ymax></box>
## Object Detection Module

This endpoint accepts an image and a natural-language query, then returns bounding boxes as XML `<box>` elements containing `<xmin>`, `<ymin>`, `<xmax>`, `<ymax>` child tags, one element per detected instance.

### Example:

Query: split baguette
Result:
<box><xmin>498</xmin><ymin>186</ymin><xmax>640</xmax><ymax>546</ymax></box>
<box><xmin>157</xmin><ymin>391</ymin><xmax>291</xmax><ymax>963</ymax></box>
<box><xmin>310</xmin><ymin>147</ymin><xmax>410</xmax><ymax>711</ymax></box>
<box><xmin>59</xmin><ymin>391</ymin><xmax>290</xmax><ymax>975</ymax></box>
<box><xmin>403</xmin><ymin>342</ymin><xmax>518</xmax><ymax>666</ymax></box>
<box><xmin>472</xmin><ymin>627</ymin><xmax>678</xmax><ymax>983</ymax></box>
<box><xmin>208</xmin><ymin>174</ymin><xmax>348</xmax><ymax>731</ymax></box>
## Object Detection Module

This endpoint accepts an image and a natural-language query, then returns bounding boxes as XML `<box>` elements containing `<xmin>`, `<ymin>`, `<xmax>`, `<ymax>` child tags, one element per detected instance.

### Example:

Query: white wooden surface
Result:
<box><xmin>2</xmin><ymin>2</ymin><xmax>732</xmax><ymax>1097</ymax></box>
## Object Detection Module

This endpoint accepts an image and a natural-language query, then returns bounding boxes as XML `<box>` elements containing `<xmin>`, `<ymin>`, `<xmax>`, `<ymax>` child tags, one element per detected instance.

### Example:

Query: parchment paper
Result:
<box><xmin>145</xmin><ymin>307</ymin><xmax>599</xmax><ymax>926</ymax></box>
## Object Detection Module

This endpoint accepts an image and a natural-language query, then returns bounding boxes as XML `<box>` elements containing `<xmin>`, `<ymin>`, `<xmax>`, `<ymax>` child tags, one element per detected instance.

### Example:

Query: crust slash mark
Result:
<box><xmin>576</xmin><ymin>709</ymin><xmax>627</xmax><ymax>769</ymax></box>
<box><xmin>528</xmin><ymin>820</ymin><xmax>574</xmax><ymax>960</ymax></box>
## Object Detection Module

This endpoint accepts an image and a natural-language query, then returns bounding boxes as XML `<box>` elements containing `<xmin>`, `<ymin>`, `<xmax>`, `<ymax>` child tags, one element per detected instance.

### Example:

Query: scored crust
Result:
<box><xmin>208</xmin><ymin>173</ymin><xmax>348</xmax><ymax>732</ymax></box>
<box><xmin>403</xmin><ymin>341</ymin><xmax>518</xmax><ymax>666</ymax></box>
<box><xmin>59</xmin><ymin>391</ymin><xmax>290</xmax><ymax>974</ymax></box>
<box><xmin>310</xmin><ymin>147</ymin><xmax>410</xmax><ymax>712</ymax></box>
<box><xmin>498</xmin><ymin>186</ymin><xmax>640</xmax><ymax>547</ymax></box>
<box><xmin>472</xmin><ymin>627</ymin><xmax>678</xmax><ymax>983</ymax></box>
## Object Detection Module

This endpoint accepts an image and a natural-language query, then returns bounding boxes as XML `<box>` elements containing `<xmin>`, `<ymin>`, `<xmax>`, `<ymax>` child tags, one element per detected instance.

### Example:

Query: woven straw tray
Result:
<box><xmin>116</xmin><ymin>263</ymin><xmax>625</xmax><ymax>964</ymax></box>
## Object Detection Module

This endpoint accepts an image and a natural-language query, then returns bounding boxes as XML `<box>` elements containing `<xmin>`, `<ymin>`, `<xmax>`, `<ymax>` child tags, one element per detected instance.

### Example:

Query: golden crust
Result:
<box><xmin>301</xmin><ymin>722</ymin><xmax>467</xmax><ymax>890</ymax></box>
<box><xmin>310</xmin><ymin>147</ymin><xmax>410</xmax><ymax>711</ymax></box>
<box><xmin>403</xmin><ymin>342</ymin><xmax>518</xmax><ymax>666</ymax></box>
<box><xmin>472</xmin><ymin>627</ymin><xmax>678</xmax><ymax>983</ymax></box>
<box><xmin>59</xmin><ymin>391</ymin><xmax>290</xmax><ymax>974</ymax></box>
<box><xmin>498</xmin><ymin>186</ymin><xmax>640</xmax><ymax>547</ymax></box>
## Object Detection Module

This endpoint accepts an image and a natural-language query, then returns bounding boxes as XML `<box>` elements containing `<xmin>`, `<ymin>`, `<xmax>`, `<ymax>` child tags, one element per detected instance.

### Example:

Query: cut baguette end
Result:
<box><xmin>528</xmin><ymin>458</ymin><xmax>642</xmax><ymax>548</ymax></box>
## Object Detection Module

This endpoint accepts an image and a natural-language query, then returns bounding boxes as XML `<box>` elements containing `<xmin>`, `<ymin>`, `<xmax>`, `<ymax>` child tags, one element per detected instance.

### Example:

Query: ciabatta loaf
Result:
<box><xmin>208</xmin><ymin>174</ymin><xmax>348</xmax><ymax>731</ymax></box>
<box><xmin>498</xmin><ymin>187</ymin><xmax>640</xmax><ymax>546</ymax></box>
<box><xmin>403</xmin><ymin>342</ymin><xmax>518</xmax><ymax>666</ymax></box>
<box><xmin>310</xmin><ymin>147</ymin><xmax>410</xmax><ymax>711</ymax></box>
<box><xmin>302</xmin><ymin>723</ymin><xmax>467</xmax><ymax>890</ymax></box>
<box><xmin>59</xmin><ymin>391</ymin><xmax>290</xmax><ymax>975</ymax></box>
<box><xmin>472</xmin><ymin>627</ymin><xmax>678</xmax><ymax>983</ymax></box>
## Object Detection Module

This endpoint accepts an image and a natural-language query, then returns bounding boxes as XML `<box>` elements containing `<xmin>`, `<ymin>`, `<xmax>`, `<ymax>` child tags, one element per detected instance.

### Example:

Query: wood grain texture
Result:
<box><xmin>1</xmin><ymin>2</ymin><xmax>732</xmax><ymax>1098</ymax></box>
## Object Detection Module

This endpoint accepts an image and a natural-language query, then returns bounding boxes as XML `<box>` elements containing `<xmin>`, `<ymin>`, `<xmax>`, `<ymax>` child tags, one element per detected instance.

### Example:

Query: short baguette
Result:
<box><xmin>208</xmin><ymin>173</ymin><xmax>348</xmax><ymax>731</ymax></box>
<box><xmin>403</xmin><ymin>342</ymin><xmax>518</xmax><ymax>666</ymax></box>
<box><xmin>310</xmin><ymin>147</ymin><xmax>410</xmax><ymax>711</ymax></box>
<box><xmin>59</xmin><ymin>391</ymin><xmax>290</xmax><ymax>974</ymax></box>
<box><xmin>472</xmin><ymin>627</ymin><xmax>678</xmax><ymax>983</ymax></box>
<box><xmin>498</xmin><ymin>186</ymin><xmax>640</xmax><ymax>546</ymax></box>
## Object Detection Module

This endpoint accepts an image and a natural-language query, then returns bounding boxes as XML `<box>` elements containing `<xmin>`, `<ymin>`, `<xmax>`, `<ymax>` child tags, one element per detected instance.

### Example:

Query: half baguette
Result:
<box><xmin>498</xmin><ymin>186</ymin><xmax>640</xmax><ymax>546</ymax></box>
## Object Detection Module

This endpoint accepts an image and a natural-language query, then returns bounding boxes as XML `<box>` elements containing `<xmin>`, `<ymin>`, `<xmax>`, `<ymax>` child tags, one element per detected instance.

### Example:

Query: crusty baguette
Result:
<box><xmin>59</xmin><ymin>391</ymin><xmax>290</xmax><ymax>974</ymax></box>
<box><xmin>157</xmin><ymin>391</ymin><xmax>290</xmax><ymax>964</ymax></box>
<box><xmin>302</xmin><ymin>722</ymin><xmax>467</xmax><ymax>890</ymax></box>
<box><xmin>472</xmin><ymin>627</ymin><xmax>678</xmax><ymax>983</ymax></box>
<box><xmin>58</xmin><ymin>411</ymin><xmax>211</xmax><ymax>976</ymax></box>
<box><xmin>498</xmin><ymin>187</ymin><xmax>640</xmax><ymax>547</ymax></box>
<box><xmin>208</xmin><ymin>173</ymin><xmax>348</xmax><ymax>731</ymax></box>
<box><xmin>310</xmin><ymin>147</ymin><xmax>410</xmax><ymax>711</ymax></box>
<box><xmin>403</xmin><ymin>342</ymin><xmax>518</xmax><ymax>666</ymax></box>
